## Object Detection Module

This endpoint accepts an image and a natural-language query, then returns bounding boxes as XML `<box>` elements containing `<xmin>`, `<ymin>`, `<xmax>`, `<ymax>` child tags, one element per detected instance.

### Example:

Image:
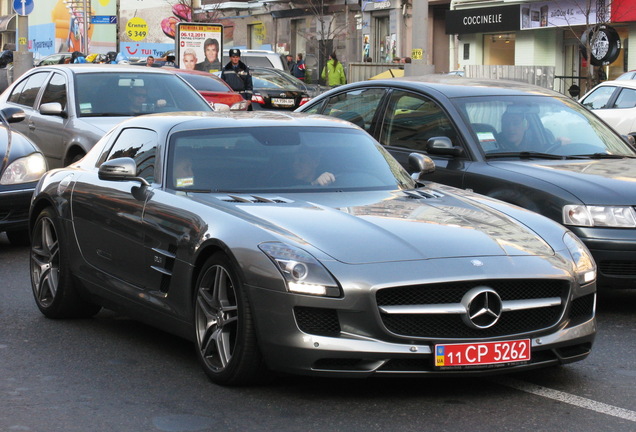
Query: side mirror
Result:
<box><xmin>0</xmin><ymin>107</ymin><xmax>26</xmax><ymax>123</ymax></box>
<box><xmin>40</xmin><ymin>102</ymin><xmax>67</xmax><ymax>118</ymax></box>
<box><xmin>98</xmin><ymin>157</ymin><xmax>149</xmax><ymax>186</ymax></box>
<box><xmin>408</xmin><ymin>152</ymin><xmax>436</xmax><ymax>180</ymax></box>
<box><xmin>426</xmin><ymin>136</ymin><xmax>463</xmax><ymax>156</ymax></box>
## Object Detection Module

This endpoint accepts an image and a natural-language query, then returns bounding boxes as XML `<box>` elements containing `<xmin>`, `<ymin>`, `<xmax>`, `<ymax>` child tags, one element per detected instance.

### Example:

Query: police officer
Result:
<box><xmin>220</xmin><ymin>48</ymin><xmax>253</xmax><ymax>101</ymax></box>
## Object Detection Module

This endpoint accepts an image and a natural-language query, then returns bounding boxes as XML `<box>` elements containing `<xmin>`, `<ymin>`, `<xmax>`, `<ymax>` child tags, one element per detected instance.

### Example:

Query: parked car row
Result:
<box><xmin>6</xmin><ymin>63</ymin><xmax>636</xmax><ymax>387</ymax></box>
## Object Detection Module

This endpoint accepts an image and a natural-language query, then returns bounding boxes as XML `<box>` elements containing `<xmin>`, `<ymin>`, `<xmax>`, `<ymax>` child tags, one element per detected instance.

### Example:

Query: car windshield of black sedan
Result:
<box><xmin>453</xmin><ymin>95</ymin><xmax>636</xmax><ymax>158</ymax></box>
<box><xmin>74</xmin><ymin>72</ymin><xmax>212</xmax><ymax>117</ymax></box>
<box><xmin>168</xmin><ymin>126</ymin><xmax>414</xmax><ymax>192</ymax></box>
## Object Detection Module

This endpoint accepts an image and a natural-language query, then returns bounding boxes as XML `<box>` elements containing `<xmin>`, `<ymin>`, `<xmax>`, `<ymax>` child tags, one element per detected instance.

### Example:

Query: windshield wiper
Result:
<box><xmin>573</xmin><ymin>153</ymin><xmax>635</xmax><ymax>159</ymax></box>
<box><xmin>81</xmin><ymin>113</ymin><xmax>131</xmax><ymax>117</ymax></box>
<box><xmin>485</xmin><ymin>151</ymin><xmax>568</xmax><ymax>160</ymax></box>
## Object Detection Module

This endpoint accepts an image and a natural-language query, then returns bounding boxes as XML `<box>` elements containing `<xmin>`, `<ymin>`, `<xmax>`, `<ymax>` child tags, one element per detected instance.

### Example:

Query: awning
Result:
<box><xmin>0</xmin><ymin>15</ymin><xmax>16</xmax><ymax>33</ymax></box>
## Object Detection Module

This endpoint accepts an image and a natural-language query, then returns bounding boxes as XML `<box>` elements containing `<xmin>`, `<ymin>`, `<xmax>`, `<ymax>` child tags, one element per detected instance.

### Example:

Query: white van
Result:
<box><xmin>221</xmin><ymin>49</ymin><xmax>287</xmax><ymax>70</ymax></box>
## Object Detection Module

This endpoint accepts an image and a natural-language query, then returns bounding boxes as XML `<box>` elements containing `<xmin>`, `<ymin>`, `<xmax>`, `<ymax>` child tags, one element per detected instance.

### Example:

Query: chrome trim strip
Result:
<box><xmin>151</xmin><ymin>247</ymin><xmax>176</xmax><ymax>259</ymax></box>
<box><xmin>0</xmin><ymin>188</ymin><xmax>35</xmax><ymax>195</ymax></box>
<box><xmin>379</xmin><ymin>297</ymin><xmax>562</xmax><ymax>315</ymax></box>
<box><xmin>151</xmin><ymin>266</ymin><xmax>172</xmax><ymax>276</ymax></box>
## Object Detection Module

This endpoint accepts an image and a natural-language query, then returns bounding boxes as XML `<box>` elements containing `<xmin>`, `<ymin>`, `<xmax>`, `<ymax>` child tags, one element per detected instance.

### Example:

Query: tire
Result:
<box><xmin>579</xmin><ymin>25</ymin><xmax>621</xmax><ymax>66</ymax></box>
<box><xmin>6</xmin><ymin>229</ymin><xmax>30</xmax><ymax>246</ymax></box>
<box><xmin>193</xmin><ymin>253</ymin><xmax>267</xmax><ymax>385</ymax></box>
<box><xmin>30</xmin><ymin>208</ymin><xmax>101</xmax><ymax>318</ymax></box>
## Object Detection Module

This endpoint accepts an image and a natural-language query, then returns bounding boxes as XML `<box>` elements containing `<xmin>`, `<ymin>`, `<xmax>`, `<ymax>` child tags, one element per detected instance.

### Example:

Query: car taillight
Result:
<box><xmin>299</xmin><ymin>97</ymin><xmax>311</xmax><ymax>106</ymax></box>
<box><xmin>252</xmin><ymin>94</ymin><xmax>265</xmax><ymax>104</ymax></box>
<box><xmin>230</xmin><ymin>99</ymin><xmax>251</xmax><ymax>111</ymax></box>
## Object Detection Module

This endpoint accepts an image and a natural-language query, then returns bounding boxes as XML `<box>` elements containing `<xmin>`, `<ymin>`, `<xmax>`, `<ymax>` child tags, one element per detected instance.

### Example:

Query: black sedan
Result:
<box><xmin>0</xmin><ymin>107</ymin><xmax>47</xmax><ymax>245</ymax></box>
<box><xmin>29</xmin><ymin>112</ymin><xmax>595</xmax><ymax>385</ymax></box>
<box><xmin>297</xmin><ymin>75</ymin><xmax>636</xmax><ymax>290</ymax></box>
<box><xmin>217</xmin><ymin>68</ymin><xmax>310</xmax><ymax>110</ymax></box>
<box><xmin>250</xmin><ymin>66</ymin><xmax>328</xmax><ymax>99</ymax></box>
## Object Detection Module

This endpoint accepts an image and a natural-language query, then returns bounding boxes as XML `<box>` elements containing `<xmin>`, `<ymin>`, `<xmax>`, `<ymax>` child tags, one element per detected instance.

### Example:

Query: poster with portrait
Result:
<box><xmin>176</xmin><ymin>23</ymin><xmax>223</xmax><ymax>72</ymax></box>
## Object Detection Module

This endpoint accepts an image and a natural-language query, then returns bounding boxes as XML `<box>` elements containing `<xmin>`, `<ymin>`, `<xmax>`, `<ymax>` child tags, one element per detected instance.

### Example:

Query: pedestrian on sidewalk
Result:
<box><xmin>321</xmin><ymin>52</ymin><xmax>346</xmax><ymax>87</ymax></box>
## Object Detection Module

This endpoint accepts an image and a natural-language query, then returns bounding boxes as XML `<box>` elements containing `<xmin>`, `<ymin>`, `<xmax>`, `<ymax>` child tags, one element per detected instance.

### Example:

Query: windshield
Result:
<box><xmin>74</xmin><ymin>72</ymin><xmax>213</xmax><ymax>117</ymax></box>
<box><xmin>252</xmin><ymin>73</ymin><xmax>303</xmax><ymax>90</ymax></box>
<box><xmin>168</xmin><ymin>126</ymin><xmax>415</xmax><ymax>192</ymax></box>
<box><xmin>452</xmin><ymin>95</ymin><xmax>636</xmax><ymax>158</ymax></box>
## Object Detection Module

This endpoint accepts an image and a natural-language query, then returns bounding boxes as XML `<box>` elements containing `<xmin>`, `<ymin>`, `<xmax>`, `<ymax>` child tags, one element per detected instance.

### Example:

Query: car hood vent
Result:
<box><xmin>218</xmin><ymin>194</ymin><xmax>293</xmax><ymax>204</ymax></box>
<box><xmin>403</xmin><ymin>189</ymin><xmax>444</xmax><ymax>200</ymax></box>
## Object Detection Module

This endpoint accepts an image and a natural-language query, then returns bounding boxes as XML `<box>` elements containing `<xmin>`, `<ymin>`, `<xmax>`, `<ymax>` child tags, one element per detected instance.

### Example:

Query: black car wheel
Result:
<box><xmin>194</xmin><ymin>253</ymin><xmax>266</xmax><ymax>385</ymax></box>
<box><xmin>30</xmin><ymin>208</ymin><xmax>101</xmax><ymax>318</ymax></box>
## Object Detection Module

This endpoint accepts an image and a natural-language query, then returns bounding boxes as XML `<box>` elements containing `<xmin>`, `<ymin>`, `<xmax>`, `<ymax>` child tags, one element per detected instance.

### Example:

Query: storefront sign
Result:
<box><xmin>446</xmin><ymin>5</ymin><xmax>520</xmax><ymax>35</ymax></box>
<box><xmin>520</xmin><ymin>0</ymin><xmax>608</xmax><ymax>29</ymax></box>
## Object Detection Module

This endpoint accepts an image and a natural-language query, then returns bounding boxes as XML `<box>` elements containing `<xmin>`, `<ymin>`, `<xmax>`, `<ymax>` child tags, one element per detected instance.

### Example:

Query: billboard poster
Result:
<box><xmin>520</xmin><ymin>0</ymin><xmax>608</xmax><ymax>30</ymax></box>
<box><xmin>176</xmin><ymin>23</ymin><xmax>223</xmax><ymax>73</ymax></box>
<box><xmin>119</xmin><ymin>0</ymin><xmax>192</xmax><ymax>59</ymax></box>
<box><xmin>27</xmin><ymin>0</ymin><xmax>117</xmax><ymax>60</ymax></box>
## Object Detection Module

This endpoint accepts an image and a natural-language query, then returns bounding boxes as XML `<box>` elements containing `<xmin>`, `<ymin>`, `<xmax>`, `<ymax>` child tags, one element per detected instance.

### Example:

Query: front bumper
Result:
<box><xmin>573</xmin><ymin>226</ymin><xmax>636</xmax><ymax>289</ymax></box>
<box><xmin>248</xmin><ymin>282</ymin><xmax>596</xmax><ymax>378</ymax></box>
<box><xmin>0</xmin><ymin>186</ymin><xmax>34</xmax><ymax>232</ymax></box>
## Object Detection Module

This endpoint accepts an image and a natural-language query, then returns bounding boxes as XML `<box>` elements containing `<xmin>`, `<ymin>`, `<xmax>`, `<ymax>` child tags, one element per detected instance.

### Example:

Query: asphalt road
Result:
<box><xmin>1</xmin><ymin>232</ymin><xmax>635</xmax><ymax>432</ymax></box>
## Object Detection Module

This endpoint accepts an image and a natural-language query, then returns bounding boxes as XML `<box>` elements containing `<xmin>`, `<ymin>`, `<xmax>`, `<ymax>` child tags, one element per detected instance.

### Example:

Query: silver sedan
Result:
<box><xmin>29</xmin><ymin>112</ymin><xmax>596</xmax><ymax>385</ymax></box>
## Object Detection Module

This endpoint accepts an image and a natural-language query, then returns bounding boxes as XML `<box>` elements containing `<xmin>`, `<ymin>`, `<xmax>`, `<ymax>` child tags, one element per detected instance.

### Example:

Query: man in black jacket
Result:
<box><xmin>220</xmin><ymin>49</ymin><xmax>253</xmax><ymax>101</ymax></box>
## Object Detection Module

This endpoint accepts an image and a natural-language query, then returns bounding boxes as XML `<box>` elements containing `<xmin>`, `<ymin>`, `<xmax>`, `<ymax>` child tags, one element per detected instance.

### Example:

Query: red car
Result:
<box><xmin>168</xmin><ymin>69</ymin><xmax>251</xmax><ymax>111</ymax></box>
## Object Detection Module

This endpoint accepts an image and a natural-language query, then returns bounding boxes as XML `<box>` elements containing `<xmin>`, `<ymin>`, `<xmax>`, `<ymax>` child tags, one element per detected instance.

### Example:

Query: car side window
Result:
<box><xmin>613</xmin><ymin>88</ymin><xmax>636</xmax><ymax>109</ymax></box>
<box><xmin>380</xmin><ymin>90</ymin><xmax>458</xmax><ymax>151</ymax></box>
<box><xmin>319</xmin><ymin>88</ymin><xmax>385</xmax><ymax>131</ymax></box>
<box><xmin>8</xmin><ymin>72</ymin><xmax>49</xmax><ymax>108</ymax></box>
<box><xmin>39</xmin><ymin>73</ymin><xmax>67</xmax><ymax>111</ymax></box>
<box><xmin>580</xmin><ymin>86</ymin><xmax>616</xmax><ymax>109</ymax></box>
<box><xmin>107</xmin><ymin>128</ymin><xmax>158</xmax><ymax>183</ymax></box>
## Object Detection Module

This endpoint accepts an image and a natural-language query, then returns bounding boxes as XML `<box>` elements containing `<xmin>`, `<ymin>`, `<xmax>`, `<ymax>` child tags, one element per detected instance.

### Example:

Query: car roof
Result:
<box><xmin>346</xmin><ymin>74</ymin><xmax>567</xmax><ymax>99</ymax></box>
<box><xmin>117</xmin><ymin>111</ymin><xmax>362</xmax><ymax>135</ymax></box>
<box><xmin>586</xmin><ymin>79</ymin><xmax>636</xmax><ymax>90</ymax></box>
<box><xmin>33</xmin><ymin>64</ymin><xmax>178</xmax><ymax>75</ymax></box>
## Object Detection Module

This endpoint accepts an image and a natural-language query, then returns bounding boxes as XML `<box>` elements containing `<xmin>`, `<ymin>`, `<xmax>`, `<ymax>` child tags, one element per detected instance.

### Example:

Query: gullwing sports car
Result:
<box><xmin>29</xmin><ymin>112</ymin><xmax>596</xmax><ymax>385</ymax></box>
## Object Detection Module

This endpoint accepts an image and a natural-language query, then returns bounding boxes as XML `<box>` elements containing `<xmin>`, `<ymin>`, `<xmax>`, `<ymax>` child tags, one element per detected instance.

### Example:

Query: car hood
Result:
<box><xmin>1</xmin><ymin>130</ymin><xmax>39</xmax><ymax>162</ymax></box>
<box><xmin>490</xmin><ymin>158</ymin><xmax>636</xmax><ymax>205</ymax></box>
<box><xmin>198</xmin><ymin>189</ymin><xmax>555</xmax><ymax>264</ymax></box>
<box><xmin>78</xmin><ymin>116</ymin><xmax>129</xmax><ymax>134</ymax></box>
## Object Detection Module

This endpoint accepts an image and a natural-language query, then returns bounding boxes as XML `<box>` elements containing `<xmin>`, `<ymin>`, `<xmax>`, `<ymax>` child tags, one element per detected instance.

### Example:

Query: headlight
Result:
<box><xmin>563</xmin><ymin>204</ymin><xmax>636</xmax><ymax>228</ymax></box>
<box><xmin>563</xmin><ymin>231</ymin><xmax>596</xmax><ymax>285</ymax></box>
<box><xmin>259</xmin><ymin>242</ymin><xmax>341</xmax><ymax>297</ymax></box>
<box><xmin>0</xmin><ymin>153</ymin><xmax>47</xmax><ymax>185</ymax></box>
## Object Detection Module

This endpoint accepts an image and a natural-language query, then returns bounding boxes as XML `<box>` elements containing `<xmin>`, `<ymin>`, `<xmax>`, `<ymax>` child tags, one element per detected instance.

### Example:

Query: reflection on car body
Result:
<box><xmin>297</xmin><ymin>75</ymin><xmax>636</xmax><ymax>290</ymax></box>
<box><xmin>29</xmin><ymin>111</ymin><xmax>595</xmax><ymax>386</ymax></box>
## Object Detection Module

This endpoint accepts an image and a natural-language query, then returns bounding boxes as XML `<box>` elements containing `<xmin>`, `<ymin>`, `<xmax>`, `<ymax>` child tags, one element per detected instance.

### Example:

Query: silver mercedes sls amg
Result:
<box><xmin>29</xmin><ymin>111</ymin><xmax>596</xmax><ymax>385</ymax></box>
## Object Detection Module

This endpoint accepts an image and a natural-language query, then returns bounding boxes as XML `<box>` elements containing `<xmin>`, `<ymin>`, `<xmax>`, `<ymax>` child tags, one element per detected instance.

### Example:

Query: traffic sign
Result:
<box><xmin>92</xmin><ymin>15</ymin><xmax>118</xmax><ymax>24</ymax></box>
<box><xmin>13</xmin><ymin>0</ymin><xmax>34</xmax><ymax>16</ymax></box>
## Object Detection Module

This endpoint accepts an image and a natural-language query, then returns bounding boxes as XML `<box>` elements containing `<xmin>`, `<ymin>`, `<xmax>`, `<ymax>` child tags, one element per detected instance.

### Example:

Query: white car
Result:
<box><xmin>221</xmin><ymin>49</ymin><xmax>287</xmax><ymax>70</ymax></box>
<box><xmin>579</xmin><ymin>80</ymin><xmax>636</xmax><ymax>140</ymax></box>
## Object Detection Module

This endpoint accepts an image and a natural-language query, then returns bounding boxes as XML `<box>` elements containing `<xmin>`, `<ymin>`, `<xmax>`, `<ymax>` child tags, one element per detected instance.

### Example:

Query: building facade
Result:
<box><xmin>446</xmin><ymin>0</ymin><xmax>636</xmax><ymax>94</ymax></box>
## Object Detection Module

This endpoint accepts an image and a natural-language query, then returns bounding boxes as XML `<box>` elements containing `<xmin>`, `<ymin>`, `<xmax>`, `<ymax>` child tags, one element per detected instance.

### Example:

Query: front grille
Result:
<box><xmin>599</xmin><ymin>260</ymin><xmax>636</xmax><ymax>276</ymax></box>
<box><xmin>376</xmin><ymin>279</ymin><xmax>569</xmax><ymax>339</ymax></box>
<box><xmin>294</xmin><ymin>307</ymin><xmax>341</xmax><ymax>336</ymax></box>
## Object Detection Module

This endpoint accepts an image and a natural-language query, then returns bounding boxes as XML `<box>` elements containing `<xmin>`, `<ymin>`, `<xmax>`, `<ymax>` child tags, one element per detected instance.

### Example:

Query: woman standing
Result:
<box><xmin>321</xmin><ymin>52</ymin><xmax>347</xmax><ymax>87</ymax></box>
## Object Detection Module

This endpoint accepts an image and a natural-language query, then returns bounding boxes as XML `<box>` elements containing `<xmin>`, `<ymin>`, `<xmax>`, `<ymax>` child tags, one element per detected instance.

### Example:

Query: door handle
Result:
<box><xmin>28</xmin><ymin>121</ymin><xmax>35</xmax><ymax>130</ymax></box>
